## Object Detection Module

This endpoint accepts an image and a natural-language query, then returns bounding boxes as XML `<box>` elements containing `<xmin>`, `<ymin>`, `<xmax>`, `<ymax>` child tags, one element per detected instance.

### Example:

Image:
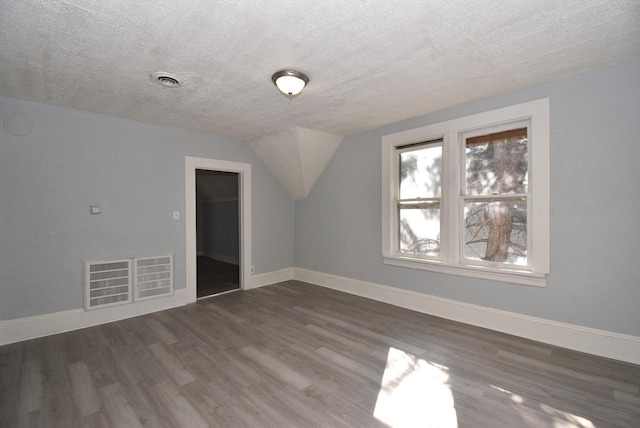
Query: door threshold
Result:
<box><xmin>197</xmin><ymin>287</ymin><xmax>241</xmax><ymax>300</ymax></box>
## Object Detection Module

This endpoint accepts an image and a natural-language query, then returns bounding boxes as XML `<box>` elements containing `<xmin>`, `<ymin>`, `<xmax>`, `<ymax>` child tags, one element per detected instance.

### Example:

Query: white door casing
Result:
<box><xmin>185</xmin><ymin>156</ymin><xmax>252</xmax><ymax>303</ymax></box>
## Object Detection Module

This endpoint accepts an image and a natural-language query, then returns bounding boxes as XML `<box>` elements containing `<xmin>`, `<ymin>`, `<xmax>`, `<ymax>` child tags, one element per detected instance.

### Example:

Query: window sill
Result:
<box><xmin>382</xmin><ymin>255</ymin><xmax>547</xmax><ymax>287</ymax></box>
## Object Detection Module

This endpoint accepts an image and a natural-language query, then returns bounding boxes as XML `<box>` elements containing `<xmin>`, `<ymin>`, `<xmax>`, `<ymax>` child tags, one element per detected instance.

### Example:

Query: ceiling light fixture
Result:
<box><xmin>271</xmin><ymin>70</ymin><xmax>309</xmax><ymax>99</ymax></box>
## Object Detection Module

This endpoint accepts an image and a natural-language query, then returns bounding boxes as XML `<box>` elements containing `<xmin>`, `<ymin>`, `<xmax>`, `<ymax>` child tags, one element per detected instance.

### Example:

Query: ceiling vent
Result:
<box><xmin>151</xmin><ymin>71</ymin><xmax>181</xmax><ymax>88</ymax></box>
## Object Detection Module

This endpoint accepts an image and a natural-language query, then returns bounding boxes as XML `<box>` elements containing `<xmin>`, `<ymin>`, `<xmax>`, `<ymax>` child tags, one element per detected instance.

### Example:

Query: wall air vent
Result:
<box><xmin>134</xmin><ymin>255</ymin><xmax>174</xmax><ymax>300</ymax></box>
<box><xmin>84</xmin><ymin>259</ymin><xmax>132</xmax><ymax>310</ymax></box>
<box><xmin>84</xmin><ymin>254</ymin><xmax>173</xmax><ymax>310</ymax></box>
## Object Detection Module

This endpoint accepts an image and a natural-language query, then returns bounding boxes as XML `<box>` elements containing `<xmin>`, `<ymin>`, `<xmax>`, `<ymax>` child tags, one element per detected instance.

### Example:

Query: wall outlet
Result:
<box><xmin>251</xmin><ymin>265</ymin><xmax>255</xmax><ymax>274</ymax></box>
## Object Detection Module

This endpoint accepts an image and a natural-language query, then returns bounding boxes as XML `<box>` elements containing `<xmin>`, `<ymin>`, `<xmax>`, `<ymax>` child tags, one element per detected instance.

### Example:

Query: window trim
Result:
<box><xmin>381</xmin><ymin>99</ymin><xmax>550</xmax><ymax>287</ymax></box>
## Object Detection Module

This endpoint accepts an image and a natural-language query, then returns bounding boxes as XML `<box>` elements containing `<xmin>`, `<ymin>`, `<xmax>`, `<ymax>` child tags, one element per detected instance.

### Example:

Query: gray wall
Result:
<box><xmin>202</xmin><ymin>201</ymin><xmax>240</xmax><ymax>263</ymax></box>
<box><xmin>0</xmin><ymin>96</ymin><xmax>294</xmax><ymax>320</ymax></box>
<box><xmin>196</xmin><ymin>191</ymin><xmax>205</xmax><ymax>255</ymax></box>
<box><xmin>295</xmin><ymin>60</ymin><xmax>640</xmax><ymax>336</ymax></box>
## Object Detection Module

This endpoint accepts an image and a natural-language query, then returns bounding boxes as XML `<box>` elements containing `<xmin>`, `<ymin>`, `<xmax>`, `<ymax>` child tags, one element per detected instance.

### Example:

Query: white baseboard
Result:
<box><xmin>293</xmin><ymin>268</ymin><xmax>640</xmax><ymax>366</ymax></box>
<box><xmin>0</xmin><ymin>264</ymin><xmax>293</xmax><ymax>346</ymax></box>
<box><xmin>202</xmin><ymin>252</ymin><xmax>239</xmax><ymax>265</ymax></box>
<box><xmin>0</xmin><ymin>289</ymin><xmax>186</xmax><ymax>346</ymax></box>
<box><xmin>247</xmin><ymin>267</ymin><xmax>294</xmax><ymax>289</ymax></box>
<box><xmin>5</xmin><ymin>267</ymin><xmax>639</xmax><ymax>366</ymax></box>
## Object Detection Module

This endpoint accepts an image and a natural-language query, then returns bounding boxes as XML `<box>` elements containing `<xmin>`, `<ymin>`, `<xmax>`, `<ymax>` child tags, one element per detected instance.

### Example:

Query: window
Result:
<box><xmin>398</xmin><ymin>140</ymin><xmax>443</xmax><ymax>257</ymax></box>
<box><xmin>382</xmin><ymin>99</ymin><xmax>549</xmax><ymax>286</ymax></box>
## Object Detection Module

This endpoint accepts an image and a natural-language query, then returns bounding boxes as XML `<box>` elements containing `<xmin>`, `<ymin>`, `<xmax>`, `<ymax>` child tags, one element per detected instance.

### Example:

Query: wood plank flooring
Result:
<box><xmin>1</xmin><ymin>280</ymin><xmax>639</xmax><ymax>427</ymax></box>
<box><xmin>196</xmin><ymin>256</ymin><xmax>239</xmax><ymax>298</ymax></box>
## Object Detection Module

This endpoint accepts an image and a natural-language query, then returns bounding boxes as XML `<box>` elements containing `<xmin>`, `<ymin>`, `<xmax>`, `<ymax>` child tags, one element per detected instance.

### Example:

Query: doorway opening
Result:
<box><xmin>196</xmin><ymin>169</ymin><xmax>240</xmax><ymax>298</ymax></box>
<box><xmin>185</xmin><ymin>156</ymin><xmax>252</xmax><ymax>304</ymax></box>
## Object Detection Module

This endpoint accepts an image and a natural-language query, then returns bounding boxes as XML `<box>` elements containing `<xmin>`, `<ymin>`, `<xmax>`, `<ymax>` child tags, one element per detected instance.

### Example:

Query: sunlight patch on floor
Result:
<box><xmin>490</xmin><ymin>384</ymin><xmax>595</xmax><ymax>428</ymax></box>
<box><xmin>374</xmin><ymin>347</ymin><xmax>457</xmax><ymax>428</ymax></box>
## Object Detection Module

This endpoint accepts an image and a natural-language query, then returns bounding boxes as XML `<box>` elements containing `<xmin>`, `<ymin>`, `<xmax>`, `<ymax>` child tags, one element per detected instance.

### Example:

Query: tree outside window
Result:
<box><xmin>463</xmin><ymin>128</ymin><xmax>528</xmax><ymax>266</ymax></box>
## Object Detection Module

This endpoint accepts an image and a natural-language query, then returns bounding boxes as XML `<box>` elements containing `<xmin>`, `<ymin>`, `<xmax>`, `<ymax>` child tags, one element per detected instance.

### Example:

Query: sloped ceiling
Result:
<box><xmin>196</xmin><ymin>170</ymin><xmax>238</xmax><ymax>202</ymax></box>
<box><xmin>1</xmin><ymin>0</ymin><xmax>639</xmax><ymax>142</ymax></box>
<box><xmin>249</xmin><ymin>128</ymin><xmax>342</xmax><ymax>200</ymax></box>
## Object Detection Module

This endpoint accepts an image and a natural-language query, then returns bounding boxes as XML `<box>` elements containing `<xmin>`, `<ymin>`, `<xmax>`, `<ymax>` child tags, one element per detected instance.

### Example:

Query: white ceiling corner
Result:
<box><xmin>249</xmin><ymin>127</ymin><xmax>342</xmax><ymax>200</ymax></box>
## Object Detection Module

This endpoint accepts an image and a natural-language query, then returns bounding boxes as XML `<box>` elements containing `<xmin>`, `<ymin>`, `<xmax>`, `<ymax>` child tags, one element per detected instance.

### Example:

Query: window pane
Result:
<box><xmin>398</xmin><ymin>201</ymin><xmax>440</xmax><ymax>256</ymax></box>
<box><xmin>400</xmin><ymin>145</ymin><xmax>442</xmax><ymax>199</ymax></box>
<box><xmin>463</xmin><ymin>198</ymin><xmax>527</xmax><ymax>266</ymax></box>
<box><xmin>465</xmin><ymin>128</ymin><xmax>528</xmax><ymax>196</ymax></box>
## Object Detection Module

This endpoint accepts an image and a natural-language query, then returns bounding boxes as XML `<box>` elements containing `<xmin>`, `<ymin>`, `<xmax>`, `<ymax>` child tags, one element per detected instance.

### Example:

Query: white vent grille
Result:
<box><xmin>134</xmin><ymin>254</ymin><xmax>173</xmax><ymax>301</ymax></box>
<box><xmin>85</xmin><ymin>259</ymin><xmax>132</xmax><ymax>310</ymax></box>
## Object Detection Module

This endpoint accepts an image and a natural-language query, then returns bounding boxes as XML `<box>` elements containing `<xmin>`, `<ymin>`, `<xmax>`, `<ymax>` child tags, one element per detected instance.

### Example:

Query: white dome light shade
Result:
<box><xmin>272</xmin><ymin>70</ymin><xmax>309</xmax><ymax>99</ymax></box>
<box><xmin>276</xmin><ymin>75</ymin><xmax>306</xmax><ymax>96</ymax></box>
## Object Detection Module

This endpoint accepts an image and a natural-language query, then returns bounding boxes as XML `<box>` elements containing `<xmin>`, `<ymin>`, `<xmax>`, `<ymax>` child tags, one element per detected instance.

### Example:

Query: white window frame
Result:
<box><xmin>381</xmin><ymin>99</ymin><xmax>550</xmax><ymax>287</ymax></box>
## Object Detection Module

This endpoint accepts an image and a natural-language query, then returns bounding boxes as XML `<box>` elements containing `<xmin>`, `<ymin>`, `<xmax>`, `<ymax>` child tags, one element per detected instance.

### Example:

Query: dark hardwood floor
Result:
<box><xmin>1</xmin><ymin>281</ymin><xmax>639</xmax><ymax>427</ymax></box>
<box><xmin>196</xmin><ymin>256</ymin><xmax>239</xmax><ymax>298</ymax></box>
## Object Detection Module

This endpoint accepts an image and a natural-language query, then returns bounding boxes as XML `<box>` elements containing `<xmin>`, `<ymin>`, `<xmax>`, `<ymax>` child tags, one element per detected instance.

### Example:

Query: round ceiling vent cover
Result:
<box><xmin>151</xmin><ymin>72</ymin><xmax>181</xmax><ymax>88</ymax></box>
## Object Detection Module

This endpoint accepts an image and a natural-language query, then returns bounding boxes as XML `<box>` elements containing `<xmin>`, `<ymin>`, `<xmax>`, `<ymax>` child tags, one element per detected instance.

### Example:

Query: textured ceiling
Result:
<box><xmin>1</xmin><ymin>0</ymin><xmax>639</xmax><ymax>141</ymax></box>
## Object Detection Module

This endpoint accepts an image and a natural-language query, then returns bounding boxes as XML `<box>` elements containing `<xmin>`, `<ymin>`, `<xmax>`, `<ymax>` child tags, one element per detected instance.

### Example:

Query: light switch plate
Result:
<box><xmin>173</xmin><ymin>211</ymin><xmax>180</xmax><ymax>220</ymax></box>
<box><xmin>90</xmin><ymin>205</ymin><xmax>101</xmax><ymax>214</ymax></box>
